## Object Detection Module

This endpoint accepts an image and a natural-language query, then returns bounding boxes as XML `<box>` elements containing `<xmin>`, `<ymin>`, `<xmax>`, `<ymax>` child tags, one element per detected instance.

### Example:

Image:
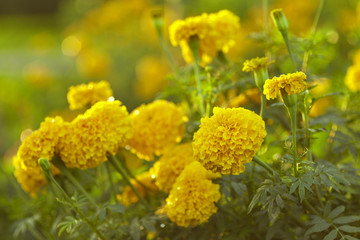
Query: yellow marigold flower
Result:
<box><xmin>242</xmin><ymin>57</ymin><xmax>274</xmax><ymax>72</ymax></box>
<box><xmin>17</xmin><ymin>116</ymin><xmax>65</xmax><ymax>169</ymax></box>
<box><xmin>127</xmin><ymin>100</ymin><xmax>188</xmax><ymax>161</ymax></box>
<box><xmin>13</xmin><ymin>156</ymin><xmax>60</xmax><ymax>197</ymax></box>
<box><xmin>76</xmin><ymin>49</ymin><xmax>111</xmax><ymax>78</ymax></box>
<box><xmin>150</xmin><ymin>143</ymin><xmax>195</xmax><ymax>193</ymax></box>
<box><xmin>263</xmin><ymin>71</ymin><xmax>307</xmax><ymax>100</ymax></box>
<box><xmin>345</xmin><ymin>65</ymin><xmax>360</xmax><ymax>92</ymax></box>
<box><xmin>169</xmin><ymin>10</ymin><xmax>240</xmax><ymax>65</ymax></box>
<box><xmin>58</xmin><ymin>100</ymin><xmax>132</xmax><ymax>169</ymax></box>
<box><xmin>165</xmin><ymin>161</ymin><xmax>221</xmax><ymax>227</ymax></box>
<box><xmin>116</xmin><ymin>171</ymin><xmax>158</xmax><ymax>206</ymax></box>
<box><xmin>193</xmin><ymin>107</ymin><xmax>266</xmax><ymax>175</ymax></box>
<box><xmin>67</xmin><ymin>80</ymin><xmax>113</xmax><ymax>110</ymax></box>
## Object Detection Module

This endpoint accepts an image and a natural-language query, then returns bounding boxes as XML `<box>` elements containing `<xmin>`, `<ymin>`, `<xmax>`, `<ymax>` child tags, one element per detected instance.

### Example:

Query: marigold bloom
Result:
<box><xmin>13</xmin><ymin>156</ymin><xmax>60</xmax><ymax>197</ymax></box>
<box><xmin>345</xmin><ymin>65</ymin><xmax>360</xmax><ymax>92</ymax></box>
<box><xmin>193</xmin><ymin>107</ymin><xmax>266</xmax><ymax>175</ymax></box>
<box><xmin>17</xmin><ymin>116</ymin><xmax>65</xmax><ymax>169</ymax></box>
<box><xmin>169</xmin><ymin>10</ymin><xmax>240</xmax><ymax>65</ymax></box>
<box><xmin>58</xmin><ymin>100</ymin><xmax>132</xmax><ymax>169</ymax></box>
<box><xmin>242</xmin><ymin>57</ymin><xmax>274</xmax><ymax>72</ymax></box>
<box><xmin>127</xmin><ymin>100</ymin><xmax>188</xmax><ymax>161</ymax></box>
<box><xmin>67</xmin><ymin>80</ymin><xmax>113</xmax><ymax>110</ymax></box>
<box><xmin>150</xmin><ymin>143</ymin><xmax>195</xmax><ymax>193</ymax></box>
<box><xmin>263</xmin><ymin>71</ymin><xmax>307</xmax><ymax>100</ymax></box>
<box><xmin>116</xmin><ymin>171</ymin><xmax>158</xmax><ymax>206</ymax></box>
<box><xmin>165</xmin><ymin>161</ymin><xmax>221</xmax><ymax>227</ymax></box>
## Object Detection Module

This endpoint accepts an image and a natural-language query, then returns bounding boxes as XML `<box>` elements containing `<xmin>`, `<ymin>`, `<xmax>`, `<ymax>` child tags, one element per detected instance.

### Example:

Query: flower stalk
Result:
<box><xmin>189</xmin><ymin>36</ymin><xmax>206</xmax><ymax>117</ymax></box>
<box><xmin>39</xmin><ymin>158</ymin><xmax>107</xmax><ymax>240</ymax></box>
<box><xmin>52</xmin><ymin>156</ymin><xmax>98</xmax><ymax>208</ymax></box>
<box><xmin>253</xmin><ymin>156</ymin><xmax>277</xmax><ymax>176</ymax></box>
<box><xmin>107</xmin><ymin>155</ymin><xmax>151</xmax><ymax>211</ymax></box>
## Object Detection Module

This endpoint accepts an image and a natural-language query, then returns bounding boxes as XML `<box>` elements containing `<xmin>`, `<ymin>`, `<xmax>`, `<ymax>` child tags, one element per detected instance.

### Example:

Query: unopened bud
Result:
<box><xmin>271</xmin><ymin>9</ymin><xmax>288</xmax><ymax>33</ymax></box>
<box><xmin>38</xmin><ymin>158</ymin><xmax>51</xmax><ymax>173</ymax></box>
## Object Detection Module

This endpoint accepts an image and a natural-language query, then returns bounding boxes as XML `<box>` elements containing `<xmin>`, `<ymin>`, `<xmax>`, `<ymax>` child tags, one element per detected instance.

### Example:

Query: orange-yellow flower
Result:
<box><xmin>193</xmin><ymin>107</ymin><xmax>266</xmax><ymax>175</ymax></box>
<box><xmin>150</xmin><ymin>143</ymin><xmax>195</xmax><ymax>193</ymax></box>
<box><xmin>263</xmin><ymin>72</ymin><xmax>307</xmax><ymax>100</ymax></box>
<box><xmin>127</xmin><ymin>100</ymin><xmax>188</xmax><ymax>161</ymax></box>
<box><xmin>67</xmin><ymin>80</ymin><xmax>113</xmax><ymax>110</ymax></box>
<box><xmin>165</xmin><ymin>161</ymin><xmax>221</xmax><ymax>227</ymax></box>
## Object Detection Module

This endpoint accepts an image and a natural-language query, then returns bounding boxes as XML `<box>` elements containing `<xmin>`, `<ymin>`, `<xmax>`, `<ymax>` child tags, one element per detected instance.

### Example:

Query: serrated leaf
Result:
<box><xmin>107</xmin><ymin>204</ymin><xmax>125</xmax><ymax>214</ymax></box>
<box><xmin>344</xmin><ymin>235</ymin><xmax>360</xmax><ymax>240</ymax></box>
<box><xmin>289</xmin><ymin>181</ymin><xmax>299</xmax><ymax>194</ymax></box>
<box><xmin>130</xmin><ymin>218</ymin><xmax>141</xmax><ymax>240</ymax></box>
<box><xmin>298</xmin><ymin>182</ymin><xmax>305</xmax><ymax>202</ymax></box>
<box><xmin>248</xmin><ymin>191</ymin><xmax>262</xmax><ymax>213</ymax></box>
<box><xmin>328</xmin><ymin>206</ymin><xmax>345</xmax><ymax>219</ymax></box>
<box><xmin>333</xmin><ymin>216</ymin><xmax>360</xmax><ymax>225</ymax></box>
<box><xmin>275</xmin><ymin>195</ymin><xmax>284</xmax><ymax>209</ymax></box>
<box><xmin>305</xmin><ymin>219</ymin><xmax>331</xmax><ymax>236</ymax></box>
<box><xmin>99</xmin><ymin>208</ymin><xmax>106</xmax><ymax>221</ymax></box>
<box><xmin>323</xmin><ymin>229</ymin><xmax>337</xmax><ymax>240</ymax></box>
<box><xmin>338</xmin><ymin>225</ymin><xmax>360</xmax><ymax>233</ymax></box>
<box><xmin>141</xmin><ymin>218</ymin><xmax>156</xmax><ymax>233</ymax></box>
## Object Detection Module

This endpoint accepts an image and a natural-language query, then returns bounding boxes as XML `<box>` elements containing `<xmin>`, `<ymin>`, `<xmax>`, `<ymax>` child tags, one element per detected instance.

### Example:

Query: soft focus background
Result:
<box><xmin>0</xmin><ymin>0</ymin><xmax>360</xmax><ymax>238</ymax></box>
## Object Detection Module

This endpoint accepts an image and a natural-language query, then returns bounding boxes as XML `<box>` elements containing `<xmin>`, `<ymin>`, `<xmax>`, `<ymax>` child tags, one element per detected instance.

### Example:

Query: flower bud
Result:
<box><xmin>271</xmin><ymin>9</ymin><xmax>288</xmax><ymax>33</ymax></box>
<box><xmin>38</xmin><ymin>158</ymin><xmax>51</xmax><ymax>172</ymax></box>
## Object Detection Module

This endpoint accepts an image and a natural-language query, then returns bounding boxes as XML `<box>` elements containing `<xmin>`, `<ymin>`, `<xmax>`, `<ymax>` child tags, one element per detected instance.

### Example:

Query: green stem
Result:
<box><xmin>44</xmin><ymin>171</ymin><xmax>106</xmax><ymax>240</ymax></box>
<box><xmin>302</xmin><ymin>110</ymin><xmax>312</xmax><ymax>162</ymax></box>
<box><xmin>253</xmin><ymin>156</ymin><xmax>277</xmax><ymax>176</ymax></box>
<box><xmin>260</xmin><ymin>93</ymin><xmax>266</xmax><ymax>118</ymax></box>
<box><xmin>303</xmin><ymin>198</ymin><xmax>320</xmax><ymax>216</ymax></box>
<box><xmin>107</xmin><ymin>155</ymin><xmax>151</xmax><ymax>211</ymax></box>
<box><xmin>27</xmin><ymin>225</ymin><xmax>47</xmax><ymax>240</ymax></box>
<box><xmin>52</xmin><ymin>157</ymin><xmax>98</xmax><ymax>208</ymax></box>
<box><xmin>282</xmin><ymin>32</ymin><xmax>297</xmax><ymax>72</ymax></box>
<box><xmin>288</xmin><ymin>105</ymin><xmax>298</xmax><ymax>176</ymax></box>
<box><xmin>194</xmin><ymin>58</ymin><xmax>206</xmax><ymax>117</ymax></box>
<box><xmin>206</xmin><ymin>70</ymin><xmax>213</xmax><ymax>117</ymax></box>
<box><xmin>105</xmin><ymin>162</ymin><xmax>116</xmax><ymax>202</ymax></box>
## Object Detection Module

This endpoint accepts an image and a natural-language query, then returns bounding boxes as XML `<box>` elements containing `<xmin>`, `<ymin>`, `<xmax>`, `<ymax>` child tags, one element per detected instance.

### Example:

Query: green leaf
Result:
<box><xmin>141</xmin><ymin>218</ymin><xmax>157</xmax><ymax>234</ymax></box>
<box><xmin>231</xmin><ymin>182</ymin><xmax>247</xmax><ymax>196</ymax></box>
<box><xmin>289</xmin><ymin>181</ymin><xmax>299</xmax><ymax>194</ymax></box>
<box><xmin>298</xmin><ymin>182</ymin><xmax>305</xmax><ymax>202</ymax></box>
<box><xmin>305</xmin><ymin>219</ymin><xmax>331</xmax><ymax>236</ymax></box>
<box><xmin>99</xmin><ymin>208</ymin><xmax>106</xmax><ymax>221</ymax></box>
<box><xmin>323</xmin><ymin>229</ymin><xmax>337</xmax><ymax>240</ymax></box>
<box><xmin>130</xmin><ymin>218</ymin><xmax>141</xmax><ymax>240</ymax></box>
<box><xmin>333</xmin><ymin>216</ymin><xmax>360</xmax><ymax>225</ymax></box>
<box><xmin>328</xmin><ymin>206</ymin><xmax>345</xmax><ymax>219</ymax></box>
<box><xmin>107</xmin><ymin>204</ymin><xmax>125</xmax><ymax>214</ymax></box>
<box><xmin>344</xmin><ymin>235</ymin><xmax>360</xmax><ymax>240</ymax></box>
<box><xmin>275</xmin><ymin>194</ymin><xmax>284</xmax><ymax>209</ymax></box>
<box><xmin>248</xmin><ymin>191</ymin><xmax>262</xmax><ymax>213</ymax></box>
<box><xmin>338</xmin><ymin>225</ymin><xmax>360</xmax><ymax>233</ymax></box>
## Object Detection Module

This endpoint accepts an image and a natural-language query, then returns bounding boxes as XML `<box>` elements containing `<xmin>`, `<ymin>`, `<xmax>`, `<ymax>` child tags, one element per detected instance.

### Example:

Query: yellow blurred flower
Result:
<box><xmin>117</xmin><ymin>171</ymin><xmax>158</xmax><ymax>206</ymax></box>
<box><xmin>309</xmin><ymin>78</ymin><xmax>332</xmax><ymax>117</ymax></box>
<box><xmin>169</xmin><ymin>10</ymin><xmax>240</xmax><ymax>65</ymax></box>
<box><xmin>23</xmin><ymin>63</ymin><xmax>53</xmax><ymax>88</ymax></box>
<box><xmin>242</xmin><ymin>57</ymin><xmax>274</xmax><ymax>72</ymax></box>
<box><xmin>14</xmin><ymin>116</ymin><xmax>64</xmax><ymax>196</ymax></box>
<box><xmin>150</xmin><ymin>143</ymin><xmax>195</xmax><ymax>193</ymax></box>
<box><xmin>272</xmin><ymin>0</ymin><xmax>318</xmax><ymax>35</ymax></box>
<box><xmin>345</xmin><ymin>65</ymin><xmax>360</xmax><ymax>92</ymax></box>
<box><xmin>263</xmin><ymin>72</ymin><xmax>307</xmax><ymax>100</ymax></box>
<box><xmin>76</xmin><ymin>49</ymin><xmax>111</xmax><ymax>78</ymax></box>
<box><xmin>67</xmin><ymin>80</ymin><xmax>113</xmax><ymax>110</ymax></box>
<box><xmin>127</xmin><ymin>100</ymin><xmax>188</xmax><ymax>161</ymax></box>
<box><xmin>165</xmin><ymin>161</ymin><xmax>221</xmax><ymax>227</ymax></box>
<box><xmin>134</xmin><ymin>55</ymin><xmax>169</xmax><ymax>100</ymax></box>
<box><xmin>58</xmin><ymin>100</ymin><xmax>132</xmax><ymax>169</ymax></box>
<box><xmin>218</xmin><ymin>88</ymin><xmax>261</xmax><ymax>108</ymax></box>
<box><xmin>17</xmin><ymin>116</ymin><xmax>65</xmax><ymax>169</ymax></box>
<box><xmin>193</xmin><ymin>107</ymin><xmax>266</xmax><ymax>175</ymax></box>
<box><xmin>13</xmin><ymin>156</ymin><xmax>60</xmax><ymax>197</ymax></box>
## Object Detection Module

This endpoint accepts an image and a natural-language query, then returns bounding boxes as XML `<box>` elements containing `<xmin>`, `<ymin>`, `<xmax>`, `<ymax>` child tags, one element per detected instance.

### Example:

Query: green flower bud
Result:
<box><xmin>38</xmin><ymin>158</ymin><xmax>51</xmax><ymax>174</ymax></box>
<box><xmin>271</xmin><ymin>9</ymin><xmax>288</xmax><ymax>33</ymax></box>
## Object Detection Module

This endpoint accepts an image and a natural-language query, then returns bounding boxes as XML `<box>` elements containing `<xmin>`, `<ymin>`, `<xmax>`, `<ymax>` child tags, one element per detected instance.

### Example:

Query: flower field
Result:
<box><xmin>1</xmin><ymin>0</ymin><xmax>360</xmax><ymax>239</ymax></box>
